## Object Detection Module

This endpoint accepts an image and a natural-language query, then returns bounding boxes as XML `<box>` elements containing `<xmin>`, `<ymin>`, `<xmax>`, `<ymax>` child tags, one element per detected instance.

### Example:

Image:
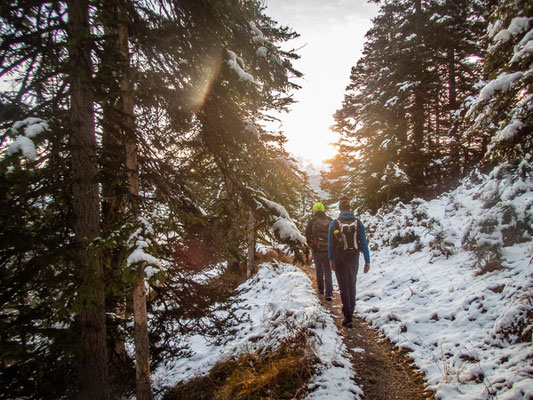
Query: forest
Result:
<box><xmin>0</xmin><ymin>0</ymin><xmax>531</xmax><ymax>399</ymax></box>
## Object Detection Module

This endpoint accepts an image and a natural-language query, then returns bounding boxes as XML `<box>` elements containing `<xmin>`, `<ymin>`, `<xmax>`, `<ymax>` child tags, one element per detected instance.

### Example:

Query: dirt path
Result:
<box><xmin>301</xmin><ymin>265</ymin><xmax>434</xmax><ymax>400</ymax></box>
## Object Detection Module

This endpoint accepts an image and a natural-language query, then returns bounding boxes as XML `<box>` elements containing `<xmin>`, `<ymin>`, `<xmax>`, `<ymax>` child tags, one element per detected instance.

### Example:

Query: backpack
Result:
<box><xmin>333</xmin><ymin>219</ymin><xmax>359</xmax><ymax>252</ymax></box>
<box><xmin>311</xmin><ymin>216</ymin><xmax>331</xmax><ymax>251</ymax></box>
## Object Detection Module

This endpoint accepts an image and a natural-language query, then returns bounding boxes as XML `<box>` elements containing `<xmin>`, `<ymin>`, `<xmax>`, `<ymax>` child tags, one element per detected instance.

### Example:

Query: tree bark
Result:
<box><xmin>112</xmin><ymin>4</ymin><xmax>152</xmax><ymax>398</ymax></box>
<box><xmin>67</xmin><ymin>0</ymin><xmax>109</xmax><ymax>398</ymax></box>
<box><xmin>412</xmin><ymin>0</ymin><xmax>425</xmax><ymax>148</ymax></box>
<box><xmin>246</xmin><ymin>210</ymin><xmax>255</xmax><ymax>278</ymax></box>
<box><xmin>448</xmin><ymin>46</ymin><xmax>457</xmax><ymax>110</ymax></box>
<box><xmin>411</xmin><ymin>0</ymin><xmax>426</xmax><ymax>185</ymax></box>
<box><xmin>133</xmin><ymin>274</ymin><xmax>152</xmax><ymax>400</ymax></box>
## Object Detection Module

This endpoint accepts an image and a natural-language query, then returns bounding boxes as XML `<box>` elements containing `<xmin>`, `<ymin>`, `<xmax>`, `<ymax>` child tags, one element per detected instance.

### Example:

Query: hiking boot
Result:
<box><xmin>342</xmin><ymin>318</ymin><xmax>353</xmax><ymax>328</ymax></box>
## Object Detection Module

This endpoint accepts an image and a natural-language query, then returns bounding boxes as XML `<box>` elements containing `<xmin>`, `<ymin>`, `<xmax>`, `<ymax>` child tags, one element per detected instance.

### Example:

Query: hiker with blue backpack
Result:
<box><xmin>305</xmin><ymin>202</ymin><xmax>334</xmax><ymax>301</ymax></box>
<box><xmin>328</xmin><ymin>196</ymin><xmax>371</xmax><ymax>328</ymax></box>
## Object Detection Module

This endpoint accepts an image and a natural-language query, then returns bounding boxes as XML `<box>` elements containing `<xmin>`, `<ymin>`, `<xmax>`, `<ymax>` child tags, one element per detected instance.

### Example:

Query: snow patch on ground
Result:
<box><xmin>358</xmin><ymin>164</ymin><xmax>533</xmax><ymax>399</ymax></box>
<box><xmin>153</xmin><ymin>261</ymin><xmax>361</xmax><ymax>399</ymax></box>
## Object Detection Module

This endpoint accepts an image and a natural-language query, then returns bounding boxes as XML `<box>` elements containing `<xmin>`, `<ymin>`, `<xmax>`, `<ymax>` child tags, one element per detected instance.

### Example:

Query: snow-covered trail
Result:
<box><xmin>302</xmin><ymin>263</ymin><xmax>433</xmax><ymax>400</ymax></box>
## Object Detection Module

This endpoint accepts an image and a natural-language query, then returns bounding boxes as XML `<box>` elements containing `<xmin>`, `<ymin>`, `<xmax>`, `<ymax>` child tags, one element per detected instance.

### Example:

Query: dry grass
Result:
<box><xmin>254</xmin><ymin>248</ymin><xmax>294</xmax><ymax>265</ymax></box>
<box><xmin>164</xmin><ymin>326</ymin><xmax>318</xmax><ymax>400</ymax></box>
<box><xmin>474</xmin><ymin>259</ymin><xmax>505</xmax><ymax>276</ymax></box>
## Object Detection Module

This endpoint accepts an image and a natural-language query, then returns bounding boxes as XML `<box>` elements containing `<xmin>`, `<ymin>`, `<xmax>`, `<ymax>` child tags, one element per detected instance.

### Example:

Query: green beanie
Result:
<box><xmin>313</xmin><ymin>202</ymin><xmax>325</xmax><ymax>212</ymax></box>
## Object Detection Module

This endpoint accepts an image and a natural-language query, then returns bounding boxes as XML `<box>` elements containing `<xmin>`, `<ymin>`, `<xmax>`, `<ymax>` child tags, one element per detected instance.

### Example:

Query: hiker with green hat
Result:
<box><xmin>305</xmin><ymin>202</ymin><xmax>333</xmax><ymax>300</ymax></box>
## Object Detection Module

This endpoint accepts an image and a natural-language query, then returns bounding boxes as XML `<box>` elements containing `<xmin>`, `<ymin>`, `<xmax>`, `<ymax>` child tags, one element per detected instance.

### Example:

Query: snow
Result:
<box><xmin>272</xmin><ymin>217</ymin><xmax>306</xmax><ymax>244</ymax></box>
<box><xmin>243</xmin><ymin>119</ymin><xmax>260</xmax><ymax>137</ymax></box>
<box><xmin>127</xmin><ymin>248</ymin><xmax>161</xmax><ymax>269</ymax></box>
<box><xmin>507</xmin><ymin>17</ymin><xmax>530</xmax><ymax>36</ymax></box>
<box><xmin>478</xmin><ymin>72</ymin><xmax>524</xmax><ymax>102</ymax></box>
<box><xmin>259</xmin><ymin>196</ymin><xmax>290</xmax><ymax>219</ymax></box>
<box><xmin>250</xmin><ymin>21</ymin><xmax>265</xmax><ymax>44</ymax></box>
<box><xmin>519</xmin><ymin>29</ymin><xmax>533</xmax><ymax>46</ymax></box>
<box><xmin>11</xmin><ymin>117</ymin><xmax>48</xmax><ymax>136</ymax></box>
<box><xmin>397</xmin><ymin>81</ymin><xmax>413</xmax><ymax>91</ymax></box>
<box><xmin>153</xmin><ymin>261</ymin><xmax>361</xmax><ymax>399</ymax></box>
<box><xmin>256</xmin><ymin>196</ymin><xmax>306</xmax><ymax>244</ymax></box>
<box><xmin>256</xmin><ymin>45</ymin><xmax>268</xmax><ymax>58</ymax></box>
<box><xmin>126</xmin><ymin>217</ymin><xmax>163</xmax><ymax>283</ymax></box>
<box><xmin>488</xmin><ymin>20</ymin><xmax>503</xmax><ymax>39</ymax></box>
<box><xmin>493</xmin><ymin>29</ymin><xmax>511</xmax><ymax>43</ymax></box>
<box><xmin>5</xmin><ymin>117</ymin><xmax>48</xmax><ymax>160</ymax></box>
<box><xmin>511</xmin><ymin>31</ymin><xmax>533</xmax><ymax>63</ymax></box>
<box><xmin>152</xmin><ymin>164</ymin><xmax>531</xmax><ymax>400</ymax></box>
<box><xmin>496</xmin><ymin>119</ymin><xmax>524</xmax><ymax>141</ymax></box>
<box><xmin>7</xmin><ymin>136</ymin><xmax>38</xmax><ymax>160</ymax></box>
<box><xmin>384</xmin><ymin>96</ymin><xmax>398</xmax><ymax>108</ymax></box>
<box><xmin>226</xmin><ymin>49</ymin><xmax>254</xmax><ymax>83</ymax></box>
<box><xmin>357</xmin><ymin>163</ymin><xmax>533</xmax><ymax>400</ymax></box>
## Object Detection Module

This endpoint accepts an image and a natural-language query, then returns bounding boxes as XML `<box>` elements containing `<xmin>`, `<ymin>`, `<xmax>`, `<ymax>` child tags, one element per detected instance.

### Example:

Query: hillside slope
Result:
<box><xmin>155</xmin><ymin>260</ymin><xmax>361</xmax><ymax>399</ymax></box>
<box><xmin>357</xmin><ymin>161</ymin><xmax>532</xmax><ymax>399</ymax></box>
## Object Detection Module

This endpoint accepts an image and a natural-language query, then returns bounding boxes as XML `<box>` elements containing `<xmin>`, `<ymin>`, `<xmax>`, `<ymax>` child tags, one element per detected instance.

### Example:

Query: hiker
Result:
<box><xmin>328</xmin><ymin>196</ymin><xmax>370</xmax><ymax>328</ymax></box>
<box><xmin>305</xmin><ymin>202</ymin><xmax>333</xmax><ymax>300</ymax></box>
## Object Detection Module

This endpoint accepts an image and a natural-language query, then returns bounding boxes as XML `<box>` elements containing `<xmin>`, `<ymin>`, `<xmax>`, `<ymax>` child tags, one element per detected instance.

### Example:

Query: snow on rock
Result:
<box><xmin>153</xmin><ymin>261</ymin><xmax>361</xmax><ymax>399</ymax></box>
<box><xmin>357</xmin><ymin>162</ymin><xmax>533</xmax><ymax>400</ymax></box>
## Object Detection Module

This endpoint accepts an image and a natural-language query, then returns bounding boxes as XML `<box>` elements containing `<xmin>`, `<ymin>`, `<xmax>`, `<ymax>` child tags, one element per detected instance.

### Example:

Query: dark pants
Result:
<box><xmin>334</xmin><ymin>251</ymin><xmax>360</xmax><ymax>322</ymax></box>
<box><xmin>312</xmin><ymin>251</ymin><xmax>333</xmax><ymax>297</ymax></box>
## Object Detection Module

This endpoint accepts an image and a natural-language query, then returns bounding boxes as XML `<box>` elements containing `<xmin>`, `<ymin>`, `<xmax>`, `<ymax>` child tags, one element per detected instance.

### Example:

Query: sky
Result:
<box><xmin>264</xmin><ymin>0</ymin><xmax>379</xmax><ymax>167</ymax></box>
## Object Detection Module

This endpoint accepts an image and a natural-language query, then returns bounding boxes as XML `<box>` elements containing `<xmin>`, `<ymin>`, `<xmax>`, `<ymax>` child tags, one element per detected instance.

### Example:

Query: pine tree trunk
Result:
<box><xmin>412</xmin><ymin>0</ymin><xmax>425</xmax><ymax>185</ymax></box>
<box><xmin>448</xmin><ymin>46</ymin><xmax>457</xmax><ymax>110</ymax></box>
<box><xmin>99</xmin><ymin>1</ymin><xmax>135</xmax><ymax>395</ymax></box>
<box><xmin>246</xmin><ymin>210</ymin><xmax>255</xmax><ymax>278</ymax></box>
<box><xmin>100</xmin><ymin>1</ymin><xmax>151</xmax><ymax>396</ymax></box>
<box><xmin>67</xmin><ymin>0</ymin><xmax>109</xmax><ymax>398</ymax></box>
<box><xmin>114</xmin><ymin>4</ymin><xmax>152</xmax><ymax>398</ymax></box>
<box><xmin>413</xmin><ymin>0</ymin><xmax>425</xmax><ymax>147</ymax></box>
<box><xmin>133</xmin><ymin>274</ymin><xmax>152</xmax><ymax>400</ymax></box>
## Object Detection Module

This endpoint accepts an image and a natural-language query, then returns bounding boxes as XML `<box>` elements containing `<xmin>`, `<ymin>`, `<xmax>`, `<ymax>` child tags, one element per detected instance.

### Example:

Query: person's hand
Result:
<box><xmin>329</xmin><ymin>260</ymin><xmax>335</xmax><ymax>271</ymax></box>
<box><xmin>363</xmin><ymin>263</ymin><xmax>370</xmax><ymax>273</ymax></box>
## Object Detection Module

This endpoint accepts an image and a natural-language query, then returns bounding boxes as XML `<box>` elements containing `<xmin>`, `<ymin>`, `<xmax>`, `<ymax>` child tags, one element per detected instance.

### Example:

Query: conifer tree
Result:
<box><xmin>325</xmin><ymin>0</ymin><xmax>495</xmax><ymax>210</ymax></box>
<box><xmin>465</xmin><ymin>0</ymin><xmax>532</xmax><ymax>163</ymax></box>
<box><xmin>1</xmin><ymin>1</ymin><xmax>307</xmax><ymax>398</ymax></box>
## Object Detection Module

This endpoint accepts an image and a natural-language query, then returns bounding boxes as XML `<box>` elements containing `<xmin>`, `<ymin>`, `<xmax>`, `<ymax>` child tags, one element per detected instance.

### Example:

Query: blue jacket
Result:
<box><xmin>328</xmin><ymin>211</ymin><xmax>370</xmax><ymax>263</ymax></box>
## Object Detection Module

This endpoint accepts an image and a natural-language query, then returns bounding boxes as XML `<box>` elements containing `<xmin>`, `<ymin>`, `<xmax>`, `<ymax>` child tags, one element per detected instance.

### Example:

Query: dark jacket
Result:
<box><xmin>328</xmin><ymin>211</ymin><xmax>370</xmax><ymax>263</ymax></box>
<box><xmin>305</xmin><ymin>211</ymin><xmax>332</xmax><ymax>252</ymax></box>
